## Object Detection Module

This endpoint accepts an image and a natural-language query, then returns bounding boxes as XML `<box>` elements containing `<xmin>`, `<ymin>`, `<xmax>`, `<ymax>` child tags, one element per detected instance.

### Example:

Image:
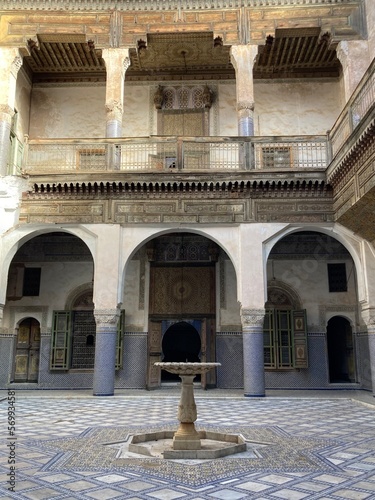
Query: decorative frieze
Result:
<box><xmin>19</xmin><ymin>181</ymin><xmax>333</xmax><ymax>224</ymax></box>
<box><xmin>0</xmin><ymin>0</ymin><xmax>354</xmax><ymax>11</ymax></box>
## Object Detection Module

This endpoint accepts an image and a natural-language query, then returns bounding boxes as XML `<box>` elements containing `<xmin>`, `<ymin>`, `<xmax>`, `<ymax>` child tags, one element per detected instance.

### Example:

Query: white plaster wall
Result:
<box><xmin>122</xmin><ymin>84</ymin><xmax>151</xmax><ymax>137</ymax></box>
<box><xmin>218</xmin><ymin>79</ymin><xmax>342</xmax><ymax>136</ymax></box>
<box><xmin>266</xmin><ymin>258</ymin><xmax>358</xmax><ymax>327</ymax></box>
<box><xmin>254</xmin><ymin>80</ymin><xmax>342</xmax><ymax>135</ymax></box>
<box><xmin>220</xmin><ymin>258</ymin><xmax>241</xmax><ymax>328</ymax></box>
<box><xmin>365</xmin><ymin>0</ymin><xmax>375</xmax><ymax>61</ymax></box>
<box><xmin>0</xmin><ymin>177</ymin><xmax>28</xmax><ymax>235</ymax></box>
<box><xmin>123</xmin><ymin>259</ymin><xmax>145</xmax><ymax>329</ymax></box>
<box><xmin>3</xmin><ymin>261</ymin><xmax>93</xmax><ymax>326</ymax></box>
<box><xmin>26</xmin><ymin>79</ymin><xmax>343</xmax><ymax>140</ymax></box>
<box><xmin>217</xmin><ymin>83</ymin><xmax>238</xmax><ymax>136</ymax></box>
<box><xmin>29</xmin><ymin>85</ymin><xmax>106</xmax><ymax>138</ymax></box>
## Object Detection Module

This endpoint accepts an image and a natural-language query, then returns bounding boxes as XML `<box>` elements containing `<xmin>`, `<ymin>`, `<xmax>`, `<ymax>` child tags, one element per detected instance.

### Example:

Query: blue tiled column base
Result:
<box><xmin>93</xmin><ymin>327</ymin><xmax>117</xmax><ymax>396</ymax></box>
<box><xmin>243</xmin><ymin>327</ymin><xmax>265</xmax><ymax>397</ymax></box>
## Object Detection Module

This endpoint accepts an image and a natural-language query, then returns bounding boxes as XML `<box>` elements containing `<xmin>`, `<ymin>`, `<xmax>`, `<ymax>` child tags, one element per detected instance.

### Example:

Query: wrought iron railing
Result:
<box><xmin>329</xmin><ymin>58</ymin><xmax>375</xmax><ymax>159</ymax></box>
<box><xmin>24</xmin><ymin>135</ymin><xmax>328</xmax><ymax>173</ymax></box>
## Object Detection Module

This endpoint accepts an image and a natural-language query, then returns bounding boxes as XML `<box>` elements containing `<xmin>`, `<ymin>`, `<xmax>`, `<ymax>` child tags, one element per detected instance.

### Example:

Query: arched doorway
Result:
<box><xmin>13</xmin><ymin>318</ymin><xmax>40</xmax><ymax>382</ymax></box>
<box><xmin>146</xmin><ymin>232</ymin><xmax>218</xmax><ymax>389</ymax></box>
<box><xmin>327</xmin><ymin>316</ymin><xmax>356</xmax><ymax>383</ymax></box>
<box><xmin>161</xmin><ymin>321</ymin><xmax>201</xmax><ymax>381</ymax></box>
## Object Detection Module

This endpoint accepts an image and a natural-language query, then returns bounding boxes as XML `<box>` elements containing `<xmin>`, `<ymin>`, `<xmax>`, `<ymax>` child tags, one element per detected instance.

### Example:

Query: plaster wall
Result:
<box><xmin>217</xmin><ymin>83</ymin><xmax>238</xmax><ymax>136</ymax></box>
<box><xmin>123</xmin><ymin>258</ymin><xmax>145</xmax><ymax>329</ymax></box>
<box><xmin>220</xmin><ymin>258</ymin><xmax>241</xmax><ymax>329</ymax></box>
<box><xmin>29</xmin><ymin>85</ymin><xmax>106</xmax><ymax>139</ymax></box>
<box><xmin>266</xmin><ymin>258</ymin><xmax>358</xmax><ymax>328</ymax></box>
<box><xmin>366</xmin><ymin>0</ymin><xmax>375</xmax><ymax>60</ymax></box>
<box><xmin>27</xmin><ymin>79</ymin><xmax>342</xmax><ymax>141</ymax></box>
<box><xmin>122</xmin><ymin>84</ymin><xmax>151</xmax><ymax>137</ymax></box>
<box><xmin>3</xmin><ymin>261</ymin><xmax>93</xmax><ymax>327</ymax></box>
<box><xmin>254</xmin><ymin>80</ymin><xmax>342</xmax><ymax>136</ymax></box>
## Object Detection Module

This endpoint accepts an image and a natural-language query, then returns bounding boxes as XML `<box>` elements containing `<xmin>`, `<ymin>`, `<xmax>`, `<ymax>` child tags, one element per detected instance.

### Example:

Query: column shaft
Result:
<box><xmin>241</xmin><ymin>308</ymin><xmax>265</xmax><ymax>397</ymax></box>
<box><xmin>93</xmin><ymin>310</ymin><xmax>119</xmax><ymax>396</ymax></box>
<box><xmin>230</xmin><ymin>45</ymin><xmax>258</xmax><ymax>136</ymax></box>
<box><xmin>102</xmin><ymin>48</ymin><xmax>130</xmax><ymax>139</ymax></box>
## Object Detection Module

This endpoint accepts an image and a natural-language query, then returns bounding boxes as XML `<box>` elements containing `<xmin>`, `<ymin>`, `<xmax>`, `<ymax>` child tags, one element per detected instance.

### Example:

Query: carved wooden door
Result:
<box><xmin>147</xmin><ymin>320</ymin><xmax>162</xmax><ymax>389</ymax></box>
<box><xmin>14</xmin><ymin>318</ymin><xmax>40</xmax><ymax>382</ymax></box>
<box><xmin>161</xmin><ymin>109</ymin><xmax>205</xmax><ymax>136</ymax></box>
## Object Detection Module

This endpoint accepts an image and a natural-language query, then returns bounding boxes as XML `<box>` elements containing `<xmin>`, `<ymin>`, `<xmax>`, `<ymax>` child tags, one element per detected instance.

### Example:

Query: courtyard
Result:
<box><xmin>1</xmin><ymin>389</ymin><xmax>375</xmax><ymax>499</ymax></box>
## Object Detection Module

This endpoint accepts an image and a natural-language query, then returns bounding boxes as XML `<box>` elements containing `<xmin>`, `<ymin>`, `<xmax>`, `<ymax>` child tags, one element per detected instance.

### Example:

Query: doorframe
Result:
<box><xmin>326</xmin><ymin>315</ymin><xmax>357</xmax><ymax>383</ymax></box>
<box><xmin>12</xmin><ymin>317</ymin><xmax>41</xmax><ymax>383</ymax></box>
<box><xmin>147</xmin><ymin>316</ymin><xmax>216</xmax><ymax>389</ymax></box>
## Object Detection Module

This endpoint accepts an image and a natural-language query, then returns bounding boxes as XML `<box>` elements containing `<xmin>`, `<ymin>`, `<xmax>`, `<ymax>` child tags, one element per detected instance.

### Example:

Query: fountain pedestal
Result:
<box><xmin>154</xmin><ymin>362</ymin><xmax>220</xmax><ymax>451</ymax></box>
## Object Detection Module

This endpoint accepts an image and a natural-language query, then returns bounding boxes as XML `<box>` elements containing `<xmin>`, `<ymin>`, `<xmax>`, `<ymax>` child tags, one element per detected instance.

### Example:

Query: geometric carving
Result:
<box><xmin>149</xmin><ymin>266</ymin><xmax>215</xmax><ymax>315</ymax></box>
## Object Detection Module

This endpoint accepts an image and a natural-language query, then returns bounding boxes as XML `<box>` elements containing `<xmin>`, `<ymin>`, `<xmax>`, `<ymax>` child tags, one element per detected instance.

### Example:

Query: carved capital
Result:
<box><xmin>94</xmin><ymin>308</ymin><xmax>120</xmax><ymax>327</ymax></box>
<box><xmin>11</xmin><ymin>55</ymin><xmax>23</xmax><ymax>78</ymax></box>
<box><xmin>105</xmin><ymin>100</ymin><xmax>123</xmax><ymax>120</ymax></box>
<box><xmin>0</xmin><ymin>104</ymin><xmax>14</xmax><ymax>120</ymax></box>
<box><xmin>240</xmin><ymin>308</ymin><xmax>265</xmax><ymax>328</ymax></box>
<box><xmin>237</xmin><ymin>101</ymin><xmax>254</xmax><ymax>112</ymax></box>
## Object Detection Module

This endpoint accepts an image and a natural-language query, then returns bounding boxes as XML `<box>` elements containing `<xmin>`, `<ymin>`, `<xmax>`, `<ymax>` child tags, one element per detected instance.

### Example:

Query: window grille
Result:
<box><xmin>264</xmin><ymin>309</ymin><xmax>307</xmax><ymax>369</ymax></box>
<box><xmin>50</xmin><ymin>310</ymin><xmax>124</xmax><ymax>371</ymax></box>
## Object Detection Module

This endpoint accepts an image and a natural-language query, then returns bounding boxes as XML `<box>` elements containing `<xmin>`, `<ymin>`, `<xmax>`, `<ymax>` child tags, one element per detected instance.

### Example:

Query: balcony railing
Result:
<box><xmin>328</xmin><ymin>58</ymin><xmax>375</xmax><ymax>159</ymax></box>
<box><xmin>24</xmin><ymin>136</ymin><xmax>328</xmax><ymax>174</ymax></box>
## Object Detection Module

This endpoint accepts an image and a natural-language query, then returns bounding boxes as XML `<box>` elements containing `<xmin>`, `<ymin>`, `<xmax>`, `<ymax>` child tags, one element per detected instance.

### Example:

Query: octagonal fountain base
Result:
<box><xmin>128</xmin><ymin>430</ymin><xmax>247</xmax><ymax>459</ymax></box>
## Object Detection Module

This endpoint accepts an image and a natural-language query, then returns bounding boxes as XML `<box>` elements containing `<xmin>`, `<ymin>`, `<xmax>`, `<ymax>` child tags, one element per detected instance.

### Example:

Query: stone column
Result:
<box><xmin>0</xmin><ymin>48</ymin><xmax>22</xmax><ymax>176</ymax></box>
<box><xmin>336</xmin><ymin>41</ymin><xmax>370</xmax><ymax>103</ymax></box>
<box><xmin>102</xmin><ymin>48</ymin><xmax>130</xmax><ymax>138</ymax></box>
<box><xmin>230</xmin><ymin>45</ymin><xmax>258</xmax><ymax>136</ymax></box>
<box><xmin>93</xmin><ymin>309</ymin><xmax>120</xmax><ymax>396</ymax></box>
<box><xmin>361</xmin><ymin>308</ymin><xmax>375</xmax><ymax>396</ymax></box>
<box><xmin>241</xmin><ymin>308</ymin><xmax>266</xmax><ymax>397</ymax></box>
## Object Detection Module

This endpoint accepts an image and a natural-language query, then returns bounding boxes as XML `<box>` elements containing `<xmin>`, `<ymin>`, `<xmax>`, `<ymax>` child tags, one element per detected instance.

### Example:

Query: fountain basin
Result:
<box><xmin>154</xmin><ymin>362</ymin><xmax>221</xmax><ymax>376</ymax></box>
<box><xmin>128</xmin><ymin>430</ymin><xmax>247</xmax><ymax>459</ymax></box>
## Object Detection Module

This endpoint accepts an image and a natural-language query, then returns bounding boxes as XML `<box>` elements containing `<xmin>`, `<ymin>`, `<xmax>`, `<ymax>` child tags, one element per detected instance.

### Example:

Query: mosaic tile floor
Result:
<box><xmin>1</xmin><ymin>390</ymin><xmax>375</xmax><ymax>499</ymax></box>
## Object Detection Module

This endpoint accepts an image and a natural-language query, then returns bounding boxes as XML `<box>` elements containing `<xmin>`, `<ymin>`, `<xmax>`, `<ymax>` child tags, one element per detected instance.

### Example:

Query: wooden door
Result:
<box><xmin>161</xmin><ymin>109</ymin><xmax>205</xmax><ymax>136</ymax></box>
<box><xmin>14</xmin><ymin>318</ymin><xmax>40</xmax><ymax>382</ymax></box>
<box><xmin>147</xmin><ymin>320</ymin><xmax>162</xmax><ymax>389</ymax></box>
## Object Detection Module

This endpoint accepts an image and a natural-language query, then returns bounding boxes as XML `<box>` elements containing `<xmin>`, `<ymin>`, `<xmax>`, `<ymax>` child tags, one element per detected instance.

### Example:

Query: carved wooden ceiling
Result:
<box><xmin>22</xmin><ymin>28</ymin><xmax>341</xmax><ymax>83</ymax></box>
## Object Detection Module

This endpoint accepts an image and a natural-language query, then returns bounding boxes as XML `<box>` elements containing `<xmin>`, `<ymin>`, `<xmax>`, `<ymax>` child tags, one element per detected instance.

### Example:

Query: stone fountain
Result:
<box><xmin>125</xmin><ymin>362</ymin><xmax>247</xmax><ymax>459</ymax></box>
<box><xmin>155</xmin><ymin>362</ymin><xmax>220</xmax><ymax>452</ymax></box>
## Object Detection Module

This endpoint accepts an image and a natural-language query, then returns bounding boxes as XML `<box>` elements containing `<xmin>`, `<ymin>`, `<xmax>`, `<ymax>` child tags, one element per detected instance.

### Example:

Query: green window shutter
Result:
<box><xmin>292</xmin><ymin>309</ymin><xmax>308</xmax><ymax>369</ymax></box>
<box><xmin>50</xmin><ymin>311</ymin><xmax>71</xmax><ymax>370</ymax></box>
<box><xmin>277</xmin><ymin>310</ymin><xmax>294</xmax><ymax>368</ymax></box>
<box><xmin>116</xmin><ymin>310</ymin><xmax>124</xmax><ymax>370</ymax></box>
<box><xmin>263</xmin><ymin>310</ymin><xmax>276</xmax><ymax>368</ymax></box>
